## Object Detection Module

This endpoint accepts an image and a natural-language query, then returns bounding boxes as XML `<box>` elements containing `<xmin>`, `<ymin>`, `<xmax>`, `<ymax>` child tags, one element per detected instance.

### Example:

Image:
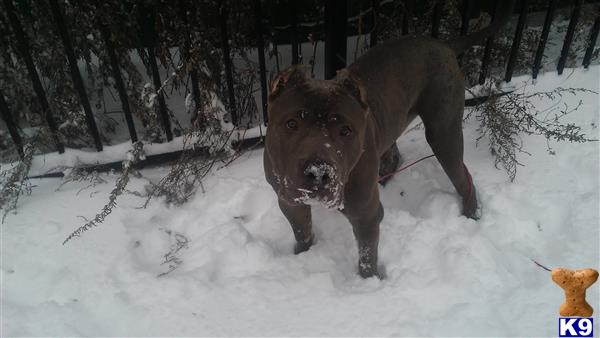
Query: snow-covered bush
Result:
<box><xmin>0</xmin><ymin>142</ymin><xmax>33</xmax><ymax>223</ymax></box>
<box><xmin>142</xmin><ymin>105</ymin><xmax>235</xmax><ymax>207</ymax></box>
<box><xmin>0</xmin><ymin>128</ymin><xmax>58</xmax><ymax>222</ymax></box>
<box><xmin>470</xmin><ymin>84</ymin><xmax>596</xmax><ymax>181</ymax></box>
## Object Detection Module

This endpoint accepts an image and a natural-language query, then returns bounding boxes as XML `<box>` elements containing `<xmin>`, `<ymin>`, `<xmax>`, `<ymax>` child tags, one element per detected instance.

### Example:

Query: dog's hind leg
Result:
<box><xmin>378</xmin><ymin>143</ymin><xmax>403</xmax><ymax>186</ymax></box>
<box><xmin>278</xmin><ymin>199</ymin><xmax>314</xmax><ymax>254</ymax></box>
<box><xmin>420</xmin><ymin>102</ymin><xmax>479</xmax><ymax>219</ymax></box>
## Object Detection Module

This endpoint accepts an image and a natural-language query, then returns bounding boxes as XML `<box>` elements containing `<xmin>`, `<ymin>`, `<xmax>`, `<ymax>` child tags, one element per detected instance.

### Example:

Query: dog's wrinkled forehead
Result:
<box><xmin>268</xmin><ymin>66</ymin><xmax>368</xmax><ymax>122</ymax></box>
<box><xmin>272</xmin><ymin>79</ymin><xmax>363</xmax><ymax>125</ymax></box>
<box><xmin>295</xmin><ymin>86</ymin><xmax>343</xmax><ymax>123</ymax></box>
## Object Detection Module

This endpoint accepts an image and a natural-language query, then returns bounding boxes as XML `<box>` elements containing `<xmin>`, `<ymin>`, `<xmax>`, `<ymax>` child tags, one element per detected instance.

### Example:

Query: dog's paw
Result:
<box><xmin>471</xmin><ymin>201</ymin><xmax>482</xmax><ymax>220</ymax></box>
<box><xmin>462</xmin><ymin>184</ymin><xmax>480</xmax><ymax>220</ymax></box>
<box><xmin>293</xmin><ymin>234</ymin><xmax>315</xmax><ymax>254</ymax></box>
<box><xmin>359</xmin><ymin>264</ymin><xmax>385</xmax><ymax>280</ymax></box>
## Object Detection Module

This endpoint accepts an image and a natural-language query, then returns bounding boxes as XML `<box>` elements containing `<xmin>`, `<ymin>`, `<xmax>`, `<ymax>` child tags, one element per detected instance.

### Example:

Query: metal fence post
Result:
<box><xmin>98</xmin><ymin>22</ymin><xmax>138</xmax><ymax>143</ymax></box>
<box><xmin>402</xmin><ymin>0</ymin><xmax>414</xmax><ymax>35</ymax></box>
<box><xmin>371</xmin><ymin>0</ymin><xmax>380</xmax><ymax>47</ymax></box>
<box><xmin>49</xmin><ymin>0</ymin><xmax>103</xmax><ymax>151</ymax></box>
<box><xmin>582</xmin><ymin>7</ymin><xmax>600</xmax><ymax>69</ymax></box>
<box><xmin>0</xmin><ymin>90</ymin><xmax>24</xmax><ymax>157</ymax></box>
<box><xmin>253</xmin><ymin>0</ymin><xmax>269</xmax><ymax>125</ymax></box>
<box><xmin>139</xmin><ymin>6</ymin><xmax>173</xmax><ymax>141</ymax></box>
<box><xmin>324</xmin><ymin>0</ymin><xmax>348</xmax><ymax>79</ymax></box>
<box><xmin>532</xmin><ymin>0</ymin><xmax>557</xmax><ymax>79</ymax></box>
<box><xmin>272</xmin><ymin>32</ymin><xmax>281</xmax><ymax>72</ymax></box>
<box><xmin>219</xmin><ymin>2</ymin><xmax>238</xmax><ymax>125</ymax></box>
<box><xmin>146</xmin><ymin>47</ymin><xmax>173</xmax><ymax>141</ymax></box>
<box><xmin>178</xmin><ymin>0</ymin><xmax>203</xmax><ymax>124</ymax></box>
<box><xmin>290</xmin><ymin>0</ymin><xmax>300</xmax><ymax>65</ymax></box>
<box><xmin>505</xmin><ymin>0</ymin><xmax>528</xmax><ymax>82</ymax></box>
<box><xmin>460</xmin><ymin>0</ymin><xmax>473</xmax><ymax>37</ymax></box>
<box><xmin>4</xmin><ymin>0</ymin><xmax>64</xmax><ymax>153</ymax></box>
<box><xmin>458</xmin><ymin>0</ymin><xmax>473</xmax><ymax>64</ymax></box>
<box><xmin>478</xmin><ymin>0</ymin><xmax>499</xmax><ymax>84</ymax></box>
<box><xmin>557</xmin><ymin>0</ymin><xmax>583</xmax><ymax>75</ymax></box>
<box><xmin>431</xmin><ymin>0</ymin><xmax>444</xmax><ymax>39</ymax></box>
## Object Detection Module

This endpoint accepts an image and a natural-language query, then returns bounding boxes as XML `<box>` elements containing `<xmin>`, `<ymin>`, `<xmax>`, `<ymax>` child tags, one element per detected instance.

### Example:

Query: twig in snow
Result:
<box><xmin>62</xmin><ymin>141</ymin><xmax>145</xmax><ymax>245</ymax></box>
<box><xmin>157</xmin><ymin>228</ymin><xmax>189</xmax><ymax>278</ymax></box>
<box><xmin>531</xmin><ymin>258</ymin><xmax>552</xmax><ymax>272</ymax></box>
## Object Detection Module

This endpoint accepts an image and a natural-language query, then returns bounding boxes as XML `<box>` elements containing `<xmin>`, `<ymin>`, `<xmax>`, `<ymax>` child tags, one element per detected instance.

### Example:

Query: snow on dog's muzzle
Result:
<box><xmin>294</xmin><ymin>160</ymin><xmax>344</xmax><ymax>209</ymax></box>
<box><xmin>303</xmin><ymin>160</ymin><xmax>335</xmax><ymax>189</ymax></box>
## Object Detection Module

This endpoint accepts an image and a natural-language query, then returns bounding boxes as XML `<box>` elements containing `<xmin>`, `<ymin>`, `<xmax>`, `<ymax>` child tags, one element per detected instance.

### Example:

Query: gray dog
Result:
<box><xmin>264</xmin><ymin>2</ymin><xmax>514</xmax><ymax>278</ymax></box>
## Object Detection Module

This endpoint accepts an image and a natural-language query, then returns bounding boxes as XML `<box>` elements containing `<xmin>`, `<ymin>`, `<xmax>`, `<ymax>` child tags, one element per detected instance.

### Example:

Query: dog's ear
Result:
<box><xmin>335</xmin><ymin>69</ymin><xmax>368</xmax><ymax>110</ymax></box>
<box><xmin>269</xmin><ymin>66</ymin><xmax>307</xmax><ymax>101</ymax></box>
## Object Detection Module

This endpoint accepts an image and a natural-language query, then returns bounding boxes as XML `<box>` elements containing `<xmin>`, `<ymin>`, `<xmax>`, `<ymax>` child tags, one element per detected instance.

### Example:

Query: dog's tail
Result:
<box><xmin>448</xmin><ymin>0</ymin><xmax>517</xmax><ymax>54</ymax></box>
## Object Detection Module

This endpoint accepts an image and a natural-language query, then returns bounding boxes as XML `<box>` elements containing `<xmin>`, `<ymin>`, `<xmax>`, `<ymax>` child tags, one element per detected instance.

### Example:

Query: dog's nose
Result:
<box><xmin>303</xmin><ymin>160</ymin><xmax>332</xmax><ymax>188</ymax></box>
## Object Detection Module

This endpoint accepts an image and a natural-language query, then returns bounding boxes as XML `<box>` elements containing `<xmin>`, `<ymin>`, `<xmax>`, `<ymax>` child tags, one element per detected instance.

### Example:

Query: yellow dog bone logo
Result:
<box><xmin>552</xmin><ymin>268</ymin><xmax>598</xmax><ymax>317</ymax></box>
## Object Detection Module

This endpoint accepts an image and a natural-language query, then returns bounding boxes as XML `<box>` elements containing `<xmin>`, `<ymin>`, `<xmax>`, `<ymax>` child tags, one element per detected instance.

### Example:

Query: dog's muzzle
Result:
<box><xmin>293</xmin><ymin>159</ymin><xmax>344</xmax><ymax>209</ymax></box>
<box><xmin>303</xmin><ymin>159</ymin><xmax>335</xmax><ymax>189</ymax></box>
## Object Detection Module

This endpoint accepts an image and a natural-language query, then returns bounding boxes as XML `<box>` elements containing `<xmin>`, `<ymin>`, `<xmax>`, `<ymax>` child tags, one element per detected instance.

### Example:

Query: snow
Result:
<box><xmin>184</xmin><ymin>92</ymin><xmax>193</xmax><ymax>112</ymax></box>
<box><xmin>22</xmin><ymin>135</ymin><xmax>186</xmax><ymax>177</ymax></box>
<box><xmin>2</xmin><ymin>66</ymin><xmax>599</xmax><ymax>336</ymax></box>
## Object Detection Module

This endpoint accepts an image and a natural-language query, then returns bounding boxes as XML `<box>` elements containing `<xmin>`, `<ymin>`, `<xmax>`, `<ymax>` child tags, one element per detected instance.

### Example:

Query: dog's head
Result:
<box><xmin>265</xmin><ymin>66</ymin><xmax>369</xmax><ymax>209</ymax></box>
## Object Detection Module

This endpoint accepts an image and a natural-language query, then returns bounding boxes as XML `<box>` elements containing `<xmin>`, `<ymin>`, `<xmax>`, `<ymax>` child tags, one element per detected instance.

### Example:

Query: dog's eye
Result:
<box><xmin>340</xmin><ymin>126</ymin><xmax>352</xmax><ymax>136</ymax></box>
<box><xmin>286</xmin><ymin>119</ymin><xmax>298</xmax><ymax>130</ymax></box>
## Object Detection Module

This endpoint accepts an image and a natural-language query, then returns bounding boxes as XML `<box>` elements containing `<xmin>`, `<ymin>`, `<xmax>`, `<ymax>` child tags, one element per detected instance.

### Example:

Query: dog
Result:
<box><xmin>264</xmin><ymin>2</ymin><xmax>515</xmax><ymax>278</ymax></box>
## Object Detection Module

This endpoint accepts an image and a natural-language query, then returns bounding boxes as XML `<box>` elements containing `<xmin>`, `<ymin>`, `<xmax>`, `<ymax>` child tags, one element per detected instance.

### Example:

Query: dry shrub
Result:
<box><xmin>471</xmin><ymin>83</ymin><xmax>597</xmax><ymax>181</ymax></box>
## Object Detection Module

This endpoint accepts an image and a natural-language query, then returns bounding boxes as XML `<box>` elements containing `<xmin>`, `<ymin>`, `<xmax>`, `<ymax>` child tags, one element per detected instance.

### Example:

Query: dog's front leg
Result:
<box><xmin>342</xmin><ymin>184</ymin><xmax>384</xmax><ymax>279</ymax></box>
<box><xmin>278</xmin><ymin>199</ymin><xmax>314</xmax><ymax>254</ymax></box>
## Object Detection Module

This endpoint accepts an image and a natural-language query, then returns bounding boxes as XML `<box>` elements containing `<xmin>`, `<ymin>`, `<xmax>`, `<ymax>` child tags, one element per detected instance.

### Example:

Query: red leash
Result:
<box><xmin>377</xmin><ymin>154</ymin><xmax>436</xmax><ymax>182</ymax></box>
<box><xmin>378</xmin><ymin>154</ymin><xmax>475</xmax><ymax>213</ymax></box>
<box><xmin>378</xmin><ymin>155</ymin><xmax>474</xmax><ymax>200</ymax></box>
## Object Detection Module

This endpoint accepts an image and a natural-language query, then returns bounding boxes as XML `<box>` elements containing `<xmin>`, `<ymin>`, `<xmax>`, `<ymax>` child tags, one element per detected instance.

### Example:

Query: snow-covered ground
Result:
<box><xmin>2</xmin><ymin>66</ymin><xmax>599</xmax><ymax>336</ymax></box>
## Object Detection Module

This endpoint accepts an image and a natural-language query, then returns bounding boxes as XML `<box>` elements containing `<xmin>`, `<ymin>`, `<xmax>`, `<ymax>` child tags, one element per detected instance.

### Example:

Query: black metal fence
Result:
<box><xmin>1</xmin><ymin>0</ymin><xmax>599</xmax><ymax>161</ymax></box>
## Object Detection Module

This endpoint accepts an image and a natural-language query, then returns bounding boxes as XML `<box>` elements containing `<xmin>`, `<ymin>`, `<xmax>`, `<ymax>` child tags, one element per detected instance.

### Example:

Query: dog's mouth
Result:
<box><xmin>293</xmin><ymin>187</ymin><xmax>344</xmax><ymax>210</ymax></box>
